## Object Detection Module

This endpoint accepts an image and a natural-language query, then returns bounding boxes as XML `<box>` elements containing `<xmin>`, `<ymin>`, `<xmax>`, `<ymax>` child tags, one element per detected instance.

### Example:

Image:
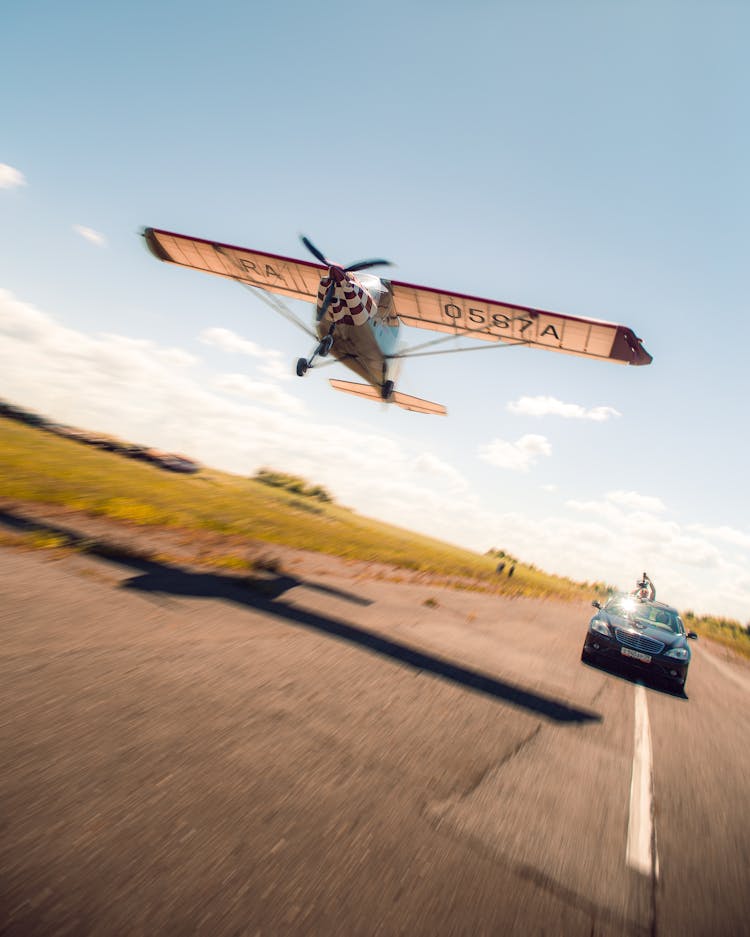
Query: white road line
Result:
<box><xmin>626</xmin><ymin>683</ymin><xmax>658</xmax><ymax>878</ymax></box>
<box><xmin>696</xmin><ymin>645</ymin><xmax>750</xmax><ymax>693</ymax></box>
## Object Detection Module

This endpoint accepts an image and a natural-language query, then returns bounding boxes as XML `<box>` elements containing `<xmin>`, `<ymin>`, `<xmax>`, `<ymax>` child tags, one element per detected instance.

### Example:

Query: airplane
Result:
<box><xmin>143</xmin><ymin>228</ymin><xmax>652</xmax><ymax>416</ymax></box>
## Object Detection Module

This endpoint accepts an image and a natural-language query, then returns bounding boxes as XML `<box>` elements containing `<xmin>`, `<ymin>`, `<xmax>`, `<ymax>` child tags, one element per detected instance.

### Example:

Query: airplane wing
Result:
<box><xmin>387</xmin><ymin>278</ymin><xmax>652</xmax><ymax>365</ymax></box>
<box><xmin>143</xmin><ymin>228</ymin><xmax>323</xmax><ymax>303</ymax></box>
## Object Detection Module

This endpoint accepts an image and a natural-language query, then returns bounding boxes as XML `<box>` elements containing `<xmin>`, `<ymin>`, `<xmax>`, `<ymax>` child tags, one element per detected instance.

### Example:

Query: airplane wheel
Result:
<box><xmin>296</xmin><ymin>358</ymin><xmax>308</xmax><ymax>377</ymax></box>
<box><xmin>381</xmin><ymin>380</ymin><xmax>395</xmax><ymax>400</ymax></box>
<box><xmin>319</xmin><ymin>335</ymin><xmax>334</xmax><ymax>357</ymax></box>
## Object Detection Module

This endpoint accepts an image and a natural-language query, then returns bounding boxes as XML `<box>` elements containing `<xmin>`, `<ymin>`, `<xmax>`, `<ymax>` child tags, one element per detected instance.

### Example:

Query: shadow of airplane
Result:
<box><xmin>0</xmin><ymin>506</ymin><xmax>370</xmax><ymax>607</ymax></box>
<box><xmin>0</xmin><ymin>506</ymin><xmax>601</xmax><ymax>724</ymax></box>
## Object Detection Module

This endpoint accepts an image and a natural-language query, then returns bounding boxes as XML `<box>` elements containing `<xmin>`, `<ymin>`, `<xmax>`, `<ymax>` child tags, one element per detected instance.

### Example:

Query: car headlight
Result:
<box><xmin>664</xmin><ymin>647</ymin><xmax>689</xmax><ymax>660</ymax></box>
<box><xmin>590</xmin><ymin>618</ymin><xmax>611</xmax><ymax>636</ymax></box>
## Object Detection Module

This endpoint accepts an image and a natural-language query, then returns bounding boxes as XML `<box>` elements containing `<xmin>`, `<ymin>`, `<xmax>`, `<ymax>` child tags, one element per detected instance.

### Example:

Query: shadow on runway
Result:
<box><xmin>0</xmin><ymin>507</ymin><xmax>370</xmax><ymax>607</ymax></box>
<box><xmin>1</xmin><ymin>507</ymin><xmax>602</xmax><ymax>724</ymax></box>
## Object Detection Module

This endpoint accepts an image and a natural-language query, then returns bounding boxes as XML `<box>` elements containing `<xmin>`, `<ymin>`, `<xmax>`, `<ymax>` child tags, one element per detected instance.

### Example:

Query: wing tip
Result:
<box><xmin>142</xmin><ymin>227</ymin><xmax>173</xmax><ymax>263</ymax></box>
<box><xmin>614</xmin><ymin>326</ymin><xmax>653</xmax><ymax>366</ymax></box>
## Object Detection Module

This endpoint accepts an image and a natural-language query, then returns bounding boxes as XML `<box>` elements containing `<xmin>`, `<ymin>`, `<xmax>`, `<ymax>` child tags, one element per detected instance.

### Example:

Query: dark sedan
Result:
<box><xmin>581</xmin><ymin>594</ymin><xmax>698</xmax><ymax>691</ymax></box>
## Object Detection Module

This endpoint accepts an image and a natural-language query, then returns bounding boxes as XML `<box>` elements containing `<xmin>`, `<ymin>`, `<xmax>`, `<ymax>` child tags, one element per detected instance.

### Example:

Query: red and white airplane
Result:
<box><xmin>144</xmin><ymin>228</ymin><xmax>652</xmax><ymax>416</ymax></box>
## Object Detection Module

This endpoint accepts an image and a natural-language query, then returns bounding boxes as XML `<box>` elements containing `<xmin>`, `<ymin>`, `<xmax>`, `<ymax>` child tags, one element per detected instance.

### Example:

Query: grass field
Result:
<box><xmin>0</xmin><ymin>416</ymin><xmax>595</xmax><ymax>602</ymax></box>
<box><xmin>2</xmin><ymin>415</ymin><xmax>749</xmax><ymax>659</ymax></box>
<box><xmin>683</xmin><ymin>611</ymin><xmax>750</xmax><ymax>660</ymax></box>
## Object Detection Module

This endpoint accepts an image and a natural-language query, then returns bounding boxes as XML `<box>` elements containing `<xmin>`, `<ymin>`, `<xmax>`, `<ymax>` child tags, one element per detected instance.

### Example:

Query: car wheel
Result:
<box><xmin>581</xmin><ymin>645</ymin><xmax>594</xmax><ymax>663</ymax></box>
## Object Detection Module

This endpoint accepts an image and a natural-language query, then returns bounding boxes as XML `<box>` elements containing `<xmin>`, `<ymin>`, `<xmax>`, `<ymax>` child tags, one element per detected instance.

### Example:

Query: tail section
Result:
<box><xmin>328</xmin><ymin>379</ymin><xmax>447</xmax><ymax>416</ymax></box>
<box><xmin>391</xmin><ymin>391</ymin><xmax>447</xmax><ymax>415</ymax></box>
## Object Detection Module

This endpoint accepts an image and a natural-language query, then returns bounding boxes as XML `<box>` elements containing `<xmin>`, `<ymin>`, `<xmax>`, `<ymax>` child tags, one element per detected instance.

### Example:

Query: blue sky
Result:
<box><xmin>2</xmin><ymin>1</ymin><xmax>748</xmax><ymax>619</ymax></box>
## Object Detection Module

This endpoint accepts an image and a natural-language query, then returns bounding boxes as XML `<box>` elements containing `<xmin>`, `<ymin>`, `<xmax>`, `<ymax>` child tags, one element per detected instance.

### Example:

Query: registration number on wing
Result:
<box><xmin>621</xmin><ymin>647</ymin><xmax>652</xmax><ymax>663</ymax></box>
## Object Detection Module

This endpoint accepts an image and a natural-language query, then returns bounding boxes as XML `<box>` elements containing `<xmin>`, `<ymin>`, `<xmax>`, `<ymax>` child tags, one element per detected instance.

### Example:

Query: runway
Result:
<box><xmin>1</xmin><ymin>541</ymin><xmax>748</xmax><ymax>935</ymax></box>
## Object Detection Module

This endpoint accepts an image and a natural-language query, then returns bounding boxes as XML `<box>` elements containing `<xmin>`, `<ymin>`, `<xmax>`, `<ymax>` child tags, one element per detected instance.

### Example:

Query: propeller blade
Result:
<box><xmin>317</xmin><ymin>280</ymin><xmax>335</xmax><ymax>321</ymax></box>
<box><xmin>345</xmin><ymin>258</ymin><xmax>392</xmax><ymax>273</ymax></box>
<box><xmin>300</xmin><ymin>235</ymin><xmax>329</xmax><ymax>266</ymax></box>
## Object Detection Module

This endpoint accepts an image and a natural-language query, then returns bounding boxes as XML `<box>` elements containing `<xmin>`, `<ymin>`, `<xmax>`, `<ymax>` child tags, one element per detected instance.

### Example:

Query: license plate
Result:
<box><xmin>621</xmin><ymin>647</ymin><xmax>651</xmax><ymax>663</ymax></box>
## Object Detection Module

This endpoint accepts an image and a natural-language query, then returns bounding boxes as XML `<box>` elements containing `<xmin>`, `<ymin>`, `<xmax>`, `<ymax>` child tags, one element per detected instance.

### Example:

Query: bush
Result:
<box><xmin>683</xmin><ymin>609</ymin><xmax>750</xmax><ymax>658</ymax></box>
<box><xmin>253</xmin><ymin>468</ymin><xmax>333</xmax><ymax>503</ymax></box>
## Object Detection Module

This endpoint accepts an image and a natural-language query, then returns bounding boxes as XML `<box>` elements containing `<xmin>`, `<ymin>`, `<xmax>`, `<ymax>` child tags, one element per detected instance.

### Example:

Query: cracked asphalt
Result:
<box><xmin>1</xmin><ymin>539</ymin><xmax>749</xmax><ymax>936</ymax></box>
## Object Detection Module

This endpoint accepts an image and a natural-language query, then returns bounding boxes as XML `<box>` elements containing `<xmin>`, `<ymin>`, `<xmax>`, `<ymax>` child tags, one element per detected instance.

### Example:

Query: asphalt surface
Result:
<box><xmin>1</xmin><ymin>542</ymin><xmax>748</xmax><ymax>936</ymax></box>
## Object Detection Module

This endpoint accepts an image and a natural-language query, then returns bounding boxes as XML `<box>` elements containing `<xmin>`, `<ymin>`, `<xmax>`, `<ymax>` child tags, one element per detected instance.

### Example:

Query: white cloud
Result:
<box><xmin>547</xmin><ymin>488</ymin><xmax>749</xmax><ymax>613</ymax></box>
<box><xmin>661</xmin><ymin>535</ymin><xmax>722</xmax><ymax>569</ymax></box>
<box><xmin>478</xmin><ymin>434</ymin><xmax>551</xmax><ymax>472</ymax></box>
<box><xmin>412</xmin><ymin>452</ymin><xmax>469</xmax><ymax>491</ymax></box>
<box><xmin>566</xmin><ymin>498</ymin><xmax>622</xmax><ymax>523</ymax></box>
<box><xmin>0</xmin><ymin>164</ymin><xmax>26</xmax><ymax>189</ymax></box>
<box><xmin>507</xmin><ymin>395</ymin><xmax>620</xmax><ymax>421</ymax></box>
<box><xmin>476</xmin><ymin>504</ymin><xmax>748</xmax><ymax>617</ymax></box>
<box><xmin>687</xmin><ymin>524</ymin><xmax>750</xmax><ymax>550</ymax></box>
<box><xmin>0</xmin><ymin>292</ymin><xmax>50</xmax><ymax>342</ymax></box>
<box><xmin>214</xmin><ymin>373</ymin><xmax>306</xmax><ymax>414</ymax></box>
<box><xmin>258</xmin><ymin>355</ymin><xmax>294</xmax><ymax>382</ymax></box>
<box><xmin>605</xmin><ymin>490</ymin><xmax>666</xmax><ymax>514</ymax></box>
<box><xmin>200</xmin><ymin>326</ymin><xmax>292</xmax><ymax>381</ymax></box>
<box><xmin>200</xmin><ymin>327</ymin><xmax>264</xmax><ymax>357</ymax></box>
<box><xmin>567</xmin><ymin>492</ymin><xmax>673</xmax><ymax>541</ymax></box>
<box><xmin>73</xmin><ymin>225</ymin><xmax>106</xmax><ymax>247</ymax></box>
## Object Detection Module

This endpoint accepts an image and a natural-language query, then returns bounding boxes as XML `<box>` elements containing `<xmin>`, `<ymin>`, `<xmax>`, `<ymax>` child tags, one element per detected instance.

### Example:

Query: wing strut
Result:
<box><xmin>202</xmin><ymin>240</ymin><xmax>318</xmax><ymax>340</ymax></box>
<box><xmin>388</xmin><ymin>336</ymin><xmax>531</xmax><ymax>360</ymax></box>
<box><xmin>234</xmin><ymin>280</ymin><xmax>318</xmax><ymax>340</ymax></box>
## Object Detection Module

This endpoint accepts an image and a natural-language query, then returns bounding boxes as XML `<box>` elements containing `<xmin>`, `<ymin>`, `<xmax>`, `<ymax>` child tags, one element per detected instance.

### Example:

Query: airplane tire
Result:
<box><xmin>381</xmin><ymin>380</ymin><xmax>395</xmax><ymax>400</ymax></box>
<box><xmin>296</xmin><ymin>358</ymin><xmax>308</xmax><ymax>377</ymax></box>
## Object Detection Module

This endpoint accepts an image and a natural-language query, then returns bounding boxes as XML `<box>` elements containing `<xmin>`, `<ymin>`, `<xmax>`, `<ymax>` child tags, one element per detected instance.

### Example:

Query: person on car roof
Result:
<box><xmin>632</xmin><ymin>572</ymin><xmax>655</xmax><ymax>601</ymax></box>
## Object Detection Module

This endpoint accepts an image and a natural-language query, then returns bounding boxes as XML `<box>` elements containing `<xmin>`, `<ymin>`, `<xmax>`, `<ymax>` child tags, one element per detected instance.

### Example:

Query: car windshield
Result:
<box><xmin>605</xmin><ymin>596</ymin><xmax>683</xmax><ymax>634</ymax></box>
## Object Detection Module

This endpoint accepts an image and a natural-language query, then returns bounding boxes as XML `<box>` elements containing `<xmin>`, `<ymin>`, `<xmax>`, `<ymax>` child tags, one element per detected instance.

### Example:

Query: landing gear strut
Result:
<box><xmin>379</xmin><ymin>361</ymin><xmax>395</xmax><ymax>400</ymax></box>
<box><xmin>319</xmin><ymin>334</ymin><xmax>334</xmax><ymax>357</ymax></box>
<box><xmin>296</xmin><ymin>327</ymin><xmax>335</xmax><ymax>377</ymax></box>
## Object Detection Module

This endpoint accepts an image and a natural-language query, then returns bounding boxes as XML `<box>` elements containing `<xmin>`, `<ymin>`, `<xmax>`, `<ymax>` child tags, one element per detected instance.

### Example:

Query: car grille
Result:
<box><xmin>614</xmin><ymin>628</ymin><xmax>665</xmax><ymax>655</ymax></box>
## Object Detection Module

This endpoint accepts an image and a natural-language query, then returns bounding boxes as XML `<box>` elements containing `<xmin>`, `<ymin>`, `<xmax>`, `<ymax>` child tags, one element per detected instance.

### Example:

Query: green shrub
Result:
<box><xmin>683</xmin><ymin>610</ymin><xmax>750</xmax><ymax>659</ymax></box>
<box><xmin>253</xmin><ymin>468</ymin><xmax>333</xmax><ymax>503</ymax></box>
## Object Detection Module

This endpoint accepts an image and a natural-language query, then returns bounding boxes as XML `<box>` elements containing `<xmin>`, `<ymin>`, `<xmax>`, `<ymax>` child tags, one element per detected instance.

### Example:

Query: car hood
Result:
<box><xmin>601</xmin><ymin>613</ymin><xmax>688</xmax><ymax>649</ymax></box>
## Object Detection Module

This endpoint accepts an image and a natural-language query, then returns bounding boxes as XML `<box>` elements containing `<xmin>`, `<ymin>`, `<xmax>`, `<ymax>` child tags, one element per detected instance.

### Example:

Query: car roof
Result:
<box><xmin>642</xmin><ymin>600</ymin><xmax>679</xmax><ymax>614</ymax></box>
<box><xmin>609</xmin><ymin>594</ymin><xmax>680</xmax><ymax>615</ymax></box>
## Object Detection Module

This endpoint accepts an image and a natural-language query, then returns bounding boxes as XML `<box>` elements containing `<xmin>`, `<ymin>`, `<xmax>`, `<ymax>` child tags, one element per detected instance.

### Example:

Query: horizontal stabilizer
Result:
<box><xmin>328</xmin><ymin>380</ymin><xmax>447</xmax><ymax>416</ymax></box>
<box><xmin>390</xmin><ymin>390</ymin><xmax>448</xmax><ymax>415</ymax></box>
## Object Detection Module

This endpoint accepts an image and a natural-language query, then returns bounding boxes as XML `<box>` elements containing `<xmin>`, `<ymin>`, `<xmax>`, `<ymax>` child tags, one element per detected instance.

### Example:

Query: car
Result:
<box><xmin>581</xmin><ymin>593</ymin><xmax>698</xmax><ymax>691</ymax></box>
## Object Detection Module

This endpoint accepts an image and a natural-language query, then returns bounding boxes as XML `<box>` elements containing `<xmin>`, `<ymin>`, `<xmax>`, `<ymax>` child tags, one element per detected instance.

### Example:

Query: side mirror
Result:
<box><xmin>591</xmin><ymin>600</ymin><xmax>602</xmax><ymax>609</ymax></box>
<box><xmin>687</xmin><ymin>631</ymin><xmax>698</xmax><ymax>640</ymax></box>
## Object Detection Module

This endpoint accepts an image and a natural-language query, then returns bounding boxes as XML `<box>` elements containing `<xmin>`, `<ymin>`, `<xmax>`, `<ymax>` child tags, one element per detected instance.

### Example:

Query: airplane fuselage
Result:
<box><xmin>314</xmin><ymin>271</ymin><xmax>401</xmax><ymax>389</ymax></box>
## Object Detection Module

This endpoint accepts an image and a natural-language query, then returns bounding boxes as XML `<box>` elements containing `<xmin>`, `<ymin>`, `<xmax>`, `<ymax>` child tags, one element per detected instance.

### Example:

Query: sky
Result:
<box><xmin>1</xmin><ymin>1</ymin><xmax>748</xmax><ymax>620</ymax></box>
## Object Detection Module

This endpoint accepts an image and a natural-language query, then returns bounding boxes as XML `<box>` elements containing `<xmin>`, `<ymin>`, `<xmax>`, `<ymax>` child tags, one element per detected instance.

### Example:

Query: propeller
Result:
<box><xmin>344</xmin><ymin>257</ymin><xmax>391</xmax><ymax>272</ymax></box>
<box><xmin>300</xmin><ymin>235</ymin><xmax>328</xmax><ymax>266</ymax></box>
<box><xmin>300</xmin><ymin>235</ymin><xmax>392</xmax><ymax>321</ymax></box>
<box><xmin>300</xmin><ymin>235</ymin><xmax>392</xmax><ymax>273</ymax></box>
<box><xmin>319</xmin><ymin>280</ymin><xmax>335</xmax><ymax>322</ymax></box>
